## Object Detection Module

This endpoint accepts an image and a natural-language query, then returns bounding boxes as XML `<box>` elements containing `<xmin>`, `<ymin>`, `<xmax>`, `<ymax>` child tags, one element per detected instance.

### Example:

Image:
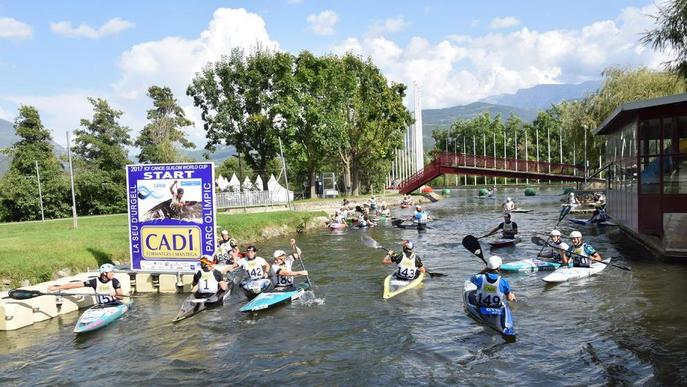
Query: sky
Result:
<box><xmin>0</xmin><ymin>0</ymin><xmax>673</xmax><ymax>148</ymax></box>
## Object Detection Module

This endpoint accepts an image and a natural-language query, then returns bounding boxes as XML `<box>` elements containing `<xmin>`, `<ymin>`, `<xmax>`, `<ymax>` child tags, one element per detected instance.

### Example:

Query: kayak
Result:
<box><xmin>240</xmin><ymin>278</ymin><xmax>272</xmax><ymax>300</ymax></box>
<box><xmin>510</xmin><ymin>209</ymin><xmax>531</xmax><ymax>213</ymax></box>
<box><xmin>476</xmin><ymin>196</ymin><xmax>497</xmax><ymax>199</ymax></box>
<box><xmin>400</xmin><ymin>204</ymin><xmax>411</xmax><ymax>209</ymax></box>
<box><xmin>240</xmin><ymin>283</ymin><xmax>311</xmax><ymax>312</ymax></box>
<box><xmin>489</xmin><ymin>237</ymin><xmax>521</xmax><ymax>248</ymax></box>
<box><xmin>568</xmin><ymin>217</ymin><xmax>590</xmax><ymax>225</ymax></box>
<box><xmin>500</xmin><ymin>258</ymin><xmax>561</xmax><ymax>272</ymax></box>
<box><xmin>172</xmin><ymin>285</ymin><xmax>232</xmax><ymax>322</ymax></box>
<box><xmin>383</xmin><ymin>272</ymin><xmax>425</xmax><ymax>299</ymax></box>
<box><xmin>542</xmin><ymin>258</ymin><xmax>612</xmax><ymax>283</ymax></box>
<box><xmin>329</xmin><ymin>223</ymin><xmax>347</xmax><ymax>230</ymax></box>
<box><xmin>391</xmin><ymin>219</ymin><xmax>428</xmax><ymax>231</ymax></box>
<box><xmin>74</xmin><ymin>301</ymin><xmax>129</xmax><ymax>333</ymax></box>
<box><xmin>569</xmin><ymin>218</ymin><xmax>618</xmax><ymax>226</ymax></box>
<box><xmin>462</xmin><ymin>280</ymin><xmax>516</xmax><ymax>340</ymax></box>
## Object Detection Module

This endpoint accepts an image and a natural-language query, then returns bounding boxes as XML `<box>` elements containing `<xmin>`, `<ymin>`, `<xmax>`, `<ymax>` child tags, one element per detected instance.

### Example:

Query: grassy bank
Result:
<box><xmin>0</xmin><ymin>211</ymin><xmax>325</xmax><ymax>288</ymax></box>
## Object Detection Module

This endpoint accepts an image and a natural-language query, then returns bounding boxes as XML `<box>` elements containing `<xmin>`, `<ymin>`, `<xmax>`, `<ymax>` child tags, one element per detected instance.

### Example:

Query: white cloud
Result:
<box><xmin>333</xmin><ymin>3</ymin><xmax>669</xmax><ymax>109</ymax></box>
<box><xmin>287</xmin><ymin>0</ymin><xmax>304</xmax><ymax>4</ymax></box>
<box><xmin>50</xmin><ymin>17</ymin><xmax>134</xmax><ymax>39</ymax></box>
<box><xmin>0</xmin><ymin>17</ymin><xmax>32</xmax><ymax>40</ymax></box>
<box><xmin>307</xmin><ymin>10</ymin><xmax>338</xmax><ymax>35</ymax></box>
<box><xmin>489</xmin><ymin>16</ymin><xmax>520</xmax><ymax>29</ymax></box>
<box><xmin>368</xmin><ymin>16</ymin><xmax>407</xmax><ymax>36</ymax></box>
<box><xmin>0</xmin><ymin>105</ymin><xmax>12</xmax><ymax>121</ymax></box>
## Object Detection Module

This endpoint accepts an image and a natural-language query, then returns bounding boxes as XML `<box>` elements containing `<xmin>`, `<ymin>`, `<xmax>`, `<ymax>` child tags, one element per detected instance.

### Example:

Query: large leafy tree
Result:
<box><xmin>642</xmin><ymin>0</ymin><xmax>687</xmax><ymax>79</ymax></box>
<box><xmin>0</xmin><ymin>106</ymin><xmax>69</xmax><ymax>221</ymax></box>
<box><xmin>72</xmin><ymin>97</ymin><xmax>131</xmax><ymax>215</ymax></box>
<box><xmin>187</xmin><ymin>47</ymin><xmax>293</xmax><ymax>189</ymax></box>
<box><xmin>135</xmin><ymin>86</ymin><xmax>195</xmax><ymax>163</ymax></box>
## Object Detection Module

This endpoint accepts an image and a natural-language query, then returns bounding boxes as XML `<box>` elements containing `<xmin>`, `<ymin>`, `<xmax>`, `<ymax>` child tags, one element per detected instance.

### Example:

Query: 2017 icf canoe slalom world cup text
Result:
<box><xmin>126</xmin><ymin>163</ymin><xmax>216</xmax><ymax>272</ymax></box>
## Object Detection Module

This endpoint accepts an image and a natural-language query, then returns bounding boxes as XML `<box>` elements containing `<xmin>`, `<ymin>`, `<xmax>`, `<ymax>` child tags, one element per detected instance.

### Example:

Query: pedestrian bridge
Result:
<box><xmin>397</xmin><ymin>152</ymin><xmax>596</xmax><ymax>194</ymax></box>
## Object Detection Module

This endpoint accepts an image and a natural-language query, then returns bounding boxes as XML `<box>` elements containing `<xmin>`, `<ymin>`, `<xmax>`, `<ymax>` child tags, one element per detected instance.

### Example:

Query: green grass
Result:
<box><xmin>0</xmin><ymin>211</ymin><xmax>325</xmax><ymax>287</ymax></box>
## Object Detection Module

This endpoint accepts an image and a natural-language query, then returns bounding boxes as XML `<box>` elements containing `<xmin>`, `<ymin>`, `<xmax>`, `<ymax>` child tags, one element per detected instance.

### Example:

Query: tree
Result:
<box><xmin>72</xmin><ymin>98</ymin><xmax>131</xmax><ymax>215</ymax></box>
<box><xmin>187</xmin><ymin>47</ymin><xmax>294</xmax><ymax>189</ymax></box>
<box><xmin>0</xmin><ymin>106</ymin><xmax>69</xmax><ymax>221</ymax></box>
<box><xmin>642</xmin><ymin>0</ymin><xmax>687</xmax><ymax>79</ymax></box>
<box><xmin>135</xmin><ymin>86</ymin><xmax>195</xmax><ymax>163</ymax></box>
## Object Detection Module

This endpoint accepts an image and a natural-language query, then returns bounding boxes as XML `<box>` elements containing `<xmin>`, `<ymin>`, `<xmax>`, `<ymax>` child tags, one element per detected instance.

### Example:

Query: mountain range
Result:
<box><xmin>0</xmin><ymin>81</ymin><xmax>601</xmax><ymax>174</ymax></box>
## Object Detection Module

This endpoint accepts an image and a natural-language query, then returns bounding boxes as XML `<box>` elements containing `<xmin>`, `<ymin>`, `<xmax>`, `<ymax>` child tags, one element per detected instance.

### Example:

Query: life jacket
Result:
<box><xmin>475</xmin><ymin>274</ymin><xmax>505</xmax><ymax>308</ymax></box>
<box><xmin>241</xmin><ymin>257</ymin><xmax>265</xmax><ymax>280</ymax></box>
<box><xmin>502</xmin><ymin>222</ymin><xmax>515</xmax><ymax>238</ymax></box>
<box><xmin>272</xmin><ymin>259</ymin><xmax>295</xmax><ymax>288</ymax></box>
<box><xmin>569</xmin><ymin>243</ymin><xmax>592</xmax><ymax>267</ymax></box>
<box><xmin>395</xmin><ymin>252</ymin><xmax>418</xmax><ymax>280</ymax></box>
<box><xmin>197</xmin><ymin>268</ymin><xmax>219</xmax><ymax>295</ymax></box>
<box><xmin>549</xmin><ymin>240</ymin><xmax>568</xmax><ymax>261</ymax></box>
<box><xmin>95</xmin><ymin>277</ymin><xmax>117</xmax><ymax>305</ymax></box>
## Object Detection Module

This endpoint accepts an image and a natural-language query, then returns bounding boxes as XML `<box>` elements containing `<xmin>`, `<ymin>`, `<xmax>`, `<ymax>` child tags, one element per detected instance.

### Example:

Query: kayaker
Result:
<box><xmin>567</xmin><ymin>192</ymin><xmax>581</xmax><ymax>206</ymax></box>
<box><xmin>270</xmin><ymin>245</ymin><xmax>308</xmax><ymax>291</ymax></box>
<box><xmin>192</xmin><ymin>256</ymin><xmax>229</xmax><ymax>298</ymax></box>
<box><xmin>588</xmin><ymin>207</ymin><xmax>609</xmax><ymax>223</ymax></box>
<box><xmin>48</xmin><ymin>263</ymin><xmax>124</xmax><ymax>304</ymax></box>
<box><xmin>413</xmin><ymin>205</ymin><xmax>431</xmax><ymax>224</ymax></box>
<box><xmin>561</xmin><ymin>231</ymin><xmax>603</xmax><ymax>267</ymax></box>
<box><xmin>378</xmin><ymin>202</ymin><xmax>391</xmax><ymax>217</ymax></box>
<box><xmin>503</xmin><ymin>197</ymin><xmax>515</xmax><ymax>212</ymax></box>
<box><xmin>470</xmin><ymin>256</ymin><xmax>516</xmax><ymax>307</ymax></box>
<box><xmin>382</xmin><ymin>240</ymin><xmax>426</xmax><ymax>280</ymax></box>
<box><xmin>215</xmin><ymin>230</ymin><xmax>232</xmax><ymax>263</ymax></box>
<box><xmin>539</xmin><ymin>230</ymin><xmax>568</xmax><ymax>261</ymax></box>
<box><xmin>482</xmin><ymin>213</ymin><xmax>519</xmax><ymax>240</ymax></box>
<box><xmin>487</xmin><ymin>187</ymin><xmax>494</xmax><ymax>197</ymax></box>
<box><xmin>169</xmin><ymin>180</ymin><xmax>186</xmax><ymax>212</ymax></box>
<box><xmin>228</xmin><ymin>245</ymin><xmax>271</xmax><ymax>297</ymax></box>
<box><xmin>369</xmin><ymin>196</ymin><xmax>377</xmax><ymax>210</ymax></box>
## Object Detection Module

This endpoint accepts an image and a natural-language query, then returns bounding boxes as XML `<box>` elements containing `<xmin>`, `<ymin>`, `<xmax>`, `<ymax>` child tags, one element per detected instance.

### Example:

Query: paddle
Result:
<box><xmin>359</xmin><ymin>234</ymin><xmax>446</xmax><ymax>278</ymax></box>
<box><xmin>291</xmin><ymin>239</ymin><xmax>314</xmax><ymax>294</ymax></box>
<box><xmin>5</xmin><ymin>289</ymin><xmax>141</xmax><ymax>300</ymax></box>
<box><xmin>530</xmin><ymin>236</ymin><xmax>631</xmax><ymax>271</ymax></box>
<box><xmin>461</xmin><ymin>235</ymin><xmax>487</xmax><ymax>265</ymax></box>
<box><xmin>535</xmin><ymin>206</ymin><xmax>573</xmax><ymax>258</ymax></box>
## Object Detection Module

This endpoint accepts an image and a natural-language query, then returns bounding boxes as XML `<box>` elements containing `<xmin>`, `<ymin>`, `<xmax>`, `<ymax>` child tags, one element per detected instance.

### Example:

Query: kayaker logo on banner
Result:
<box><xmin>126</xmin><ymin>163</ymin><xmax>216</xmax><ymax>271</ymax></box>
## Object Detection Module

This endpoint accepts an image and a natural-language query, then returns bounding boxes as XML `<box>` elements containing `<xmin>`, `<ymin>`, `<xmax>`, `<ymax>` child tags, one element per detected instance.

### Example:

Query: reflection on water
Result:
<box><xmin>1</xmin><ymin>187</ymin><xmax>686</xmax><ymax>385</ymax></box>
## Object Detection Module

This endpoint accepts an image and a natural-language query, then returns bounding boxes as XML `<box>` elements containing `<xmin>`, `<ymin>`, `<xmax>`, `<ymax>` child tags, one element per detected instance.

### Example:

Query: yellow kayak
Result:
<box><xmin>383</xmin><ymin>272</ymin><xmax>425</xmax><ymax>299</ymax></box>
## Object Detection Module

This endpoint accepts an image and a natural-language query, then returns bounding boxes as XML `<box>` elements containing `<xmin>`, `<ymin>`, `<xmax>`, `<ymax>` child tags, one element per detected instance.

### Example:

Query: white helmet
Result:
<box><xmin>570</xmin><ymin>231</ymin><xmax>582</xmax><ymax>238</ymax></box>
<box><xmin>550</xmin><ymin>230</ymin><xmax>561</xmax><ymax>237</ymax></box>
<box><xmin>570</xmin><ymin>192</ymin><xmax>575</xmax><ymax>196</ymax></box>
<box><xmin>506</xmin><ymin>197</ymin><xmax>512</xmax><ymax>201</ymax></box>
<box><xmin>273</xmin><ymin>250</ymin><xmax>287</xmax><ymax>259</ymax></box>
<box><xmin>487</xmin><ymin>256</ymin><xmax>502</xmax><ymax>270</ymax></box>
<box><xmin>221</xmin><ymin>230</ymin><xmax>229</xmax><ymax>236</ymax></box>
<box><xmin>99</xmin><ymin>263</ymin><xmax>114</xmax><ymax>274</ymax></box>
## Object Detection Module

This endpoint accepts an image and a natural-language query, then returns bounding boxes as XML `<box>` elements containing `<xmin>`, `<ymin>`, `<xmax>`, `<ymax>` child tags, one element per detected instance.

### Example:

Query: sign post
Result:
<box><xmin>126</xmin><ymin>162</ymin><xmax>216</xmax><ymax>272</ymax></box>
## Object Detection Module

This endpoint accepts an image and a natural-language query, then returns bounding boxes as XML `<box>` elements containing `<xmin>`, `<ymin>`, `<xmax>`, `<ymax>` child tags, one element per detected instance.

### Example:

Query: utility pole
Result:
<box><xmin>67</xmin><ymin>131</ymin><xmax>78</xmax><ymax>228</ymax></box>
<box><xmin>278</xmin><ymin>138</ymin><xmax>292</xmax><ymax>210</ymax></box>
<box><xmin>35</xmin><ymin>161</ymin><xmax>44</xmax><ymax>221</ymax></box>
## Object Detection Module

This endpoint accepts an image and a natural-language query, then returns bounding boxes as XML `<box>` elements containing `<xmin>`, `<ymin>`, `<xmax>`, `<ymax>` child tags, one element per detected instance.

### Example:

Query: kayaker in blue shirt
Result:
<box><xmin>413</xmin><ymin>205</ymin><xmax>431</xmax><ymax>224</ymax></box>
<box><xmin>561</xmin><ymin>231</ymin><xmax>603</xmax><ymax>267</ymax></box>
<box><xmin>48</xmin><ymin>263</ymin><xmax>124</xmax><ymax>304</ymax></box>
<box><xmin>482</xmin><ymin>213</ymin><xmax>518</xmax><ymax>239</ymax></box>
<box><xmin>382</xmin><ymin>240</ymin><xmax>426</xmax><ymax>280</ymax></box>
<box><xmin>470</xmin><ymin>256</ymin><xmax>516</xmax><ymax>307</ymax></box>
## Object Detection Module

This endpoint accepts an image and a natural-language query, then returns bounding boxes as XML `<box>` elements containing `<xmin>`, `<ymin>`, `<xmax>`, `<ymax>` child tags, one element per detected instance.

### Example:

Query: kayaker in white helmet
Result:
<box><xmin>215</xmin><ymin>229</ymin><xmax>232</xmax><ymax>263</ymax></box>
<box><xmin>413</xmin><ymin>205</ymin><xmax>431</xmax><ymax>224</ymax></box>
<box><xmin>382</xmin><ymin>240</ymin><xmax>427</xmax><ymax>280</ymax></box>
<box><xmin>49</xmin><ymin>263</ymin><xmax>124</xmax><ymax>305</ymax></box>
<box><xmin>470</xmin><ymin>255</ymin><xmax>516</xmax><ymax>307</ymax></box>
<box><xmin>568</xmin><ymin>192</ymin><xmax>581</xmax><ymax>206</ymax></box>
<box><xmin>503</xmin><ymin>197</ymin><xmax>515</xmax><ymax>212</ymax></box>
<box><xmin>561</xmin><ymin>231</ymin><xmax>603</xmax><ymax>267</ymax></box>
<box><xmin>539</xmin><ymin>229</ymin><xmax>569</xmax><ymax>261</ymax></box>
<box><xmin>482</xmin><ymin>213</ymin><xmax>519</xmax><ymax>240</ymax></box>
<box><xmin>270</xmin><ymin>239</ymin><xmax>309</xmax><ymax>291</ymax></box>
<box><xmin>192</xmin><ymin>255</ymin><xmax>229</xmax><ymax>298</ymax></box>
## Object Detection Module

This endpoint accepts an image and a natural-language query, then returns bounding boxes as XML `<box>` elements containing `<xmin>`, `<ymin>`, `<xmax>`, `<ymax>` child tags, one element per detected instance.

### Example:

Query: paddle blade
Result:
<box><xmin>427</xmin><ymin>271</ymin><xmax>447</xmax><ymax>278</ymax></box>
<box><xmin>461</xmin><ymin>235</ymin><xmax>485</xmax><ymax>261</ymax></box>
<box><xmin>7</xmin><ymin>289</ymin><xmax>44</xmax><ymax>300</ymax></box>
<box><xmin>531</xmin><ymin>236</ymin><xmax>548</xmax><ymax>247</ymax></box>
<box><xmin>360</xmin><ymin>234</ymin><xmax>380</xmax><ymax>249</ymax></box>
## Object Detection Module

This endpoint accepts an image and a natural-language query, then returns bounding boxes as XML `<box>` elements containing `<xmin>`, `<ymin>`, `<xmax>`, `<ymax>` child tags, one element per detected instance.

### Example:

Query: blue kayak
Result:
<box><xmin>463</xmin><ymin>280</ymin><xmax>516</xmax><ymax>341</ymax></box>
<box><xmin>74</xmin><ymin>302</ymin><xmax>129</xmax><ymax>334</ymax></box>
<box><xmin>240</xmin><ymin>283</ymin><xmax>311</xmax><ymax>312</ymax></box>
<box><xmin>500</xmin><ymin>258</ymin><xmax>561</xmax><ymax>272</ymax></box>
<box><xmin>569</xmin><ymin>218</ymin><xmax>617</xmax><ymax>226</ymax></box>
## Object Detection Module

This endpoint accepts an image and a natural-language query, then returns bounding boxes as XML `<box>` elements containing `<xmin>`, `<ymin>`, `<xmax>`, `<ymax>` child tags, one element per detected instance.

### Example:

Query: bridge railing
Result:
<box><xmin>437</xmin><ymin>152</ymin><xmax>584</xmax><ymax>177</ymax></box>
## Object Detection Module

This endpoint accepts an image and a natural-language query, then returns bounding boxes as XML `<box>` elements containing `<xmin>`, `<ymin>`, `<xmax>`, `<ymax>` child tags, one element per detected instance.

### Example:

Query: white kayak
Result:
<box><xmin>542</xmin><ymin>258</ymin><xmax>612</xmax><ymax>283</ymax></box>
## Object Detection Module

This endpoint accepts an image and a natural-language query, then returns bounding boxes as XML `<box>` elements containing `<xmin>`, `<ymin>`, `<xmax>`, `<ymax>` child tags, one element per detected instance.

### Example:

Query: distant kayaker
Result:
<box><xmin>482</xmin><ymin>213</ymin><xmax>519</xmax><ymax>240</ymax></box>
<box><xmin>382</xmin><ymin>240</ymin><xmax>426</xmax><ymax>280</ymax></box>
<box><xmin>588</xmin><ymin>207</ymin><xmax>609</xmax><ymax>223</ymax></box>
<box><xmin>487</xmin><ymin>187</ymin><xmax>495</xmax><ymax>197</ymax></box>
<box><xmin>561</xmin><ymin>231</ymin><xmax>603</xmax><ymax>267</ymax></box>
<box><xmin>378</xmin><ymin>202</ymin><xmax>391</xmax><ymax>217</ymax></box>
<box><xmin>503</xmin><ymin>197</ymin><xmax>515</xmax><ymax>212</ymax></box>
<box><xmin>192</xmin><ymin>256</ymin><xmax>229</xmax><ymax>298</ymax></box>
<box><xmin>215</xmin><ymin>230</ymin><xmax>232</xmax><ymax>263</ymax></box>
<box><xmin>567</xmin><ymin>192</ymin><xmax>581</xmax><ymax>207</ymax></box>
<box><xmin>48</xmin><ymin>263</ymin><xmax>124</xmax><ymax>304</ymax></box>
<box><xmin>413</xmin><ymin>205</ymin><xmax>431</xmax><ymax>224</ymax></box>
<box><xmin>539</xmin><ymin>230</ymin><xmax>569</xmax><ymax>261</ymax></box>
<box><xmin>270</xmin><ymin>242</ymin><xmax>308</xmax><ymax>291</ymax></box>
<box><xmin>470</xmin><ymin>256</ymin><xmax>516</xmax><ymax>307</ymax></box>
<box><xmin>369</xmin><ymin>196</ymin><xmax>377</xmax><ymax>210</ymax></box>
<box><xmin>228</xmin><ymin>245</ymin><xmax>271</xmax><ymax>298</ymax></box>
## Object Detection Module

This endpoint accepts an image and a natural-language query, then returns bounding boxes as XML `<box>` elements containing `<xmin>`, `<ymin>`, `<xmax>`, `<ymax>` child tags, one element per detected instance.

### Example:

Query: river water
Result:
<box><xmin>1</xmin><ymin>188</ymin><xmax>686</xmax><ymax>386</ymax></box>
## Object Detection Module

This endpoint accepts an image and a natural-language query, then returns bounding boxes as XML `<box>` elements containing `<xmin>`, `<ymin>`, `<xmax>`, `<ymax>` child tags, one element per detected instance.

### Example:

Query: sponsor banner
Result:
<box><xmin>126</xmin><ymin>163</ymin><xmax>216</xmax><ymax>271</ymax></box>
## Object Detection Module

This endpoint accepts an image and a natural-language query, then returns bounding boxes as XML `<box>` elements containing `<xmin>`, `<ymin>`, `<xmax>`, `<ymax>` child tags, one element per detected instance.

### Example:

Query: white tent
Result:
<box><xmin>228</xmin><ymin>173</ymin><xmax>241</xmax><ymax>192</ymax></box>
<box><xmin>216</xmin><ymin>174</ymin><xmax>229</xmax><ymax>191</ymax></box>
<box><xmin>267</xmin><ymin>174</ymin><xmax>294</xmax><ymax>202</ymax></box>
<box><xmin>254</xmin><ymin>175</ymin><xmax>264</xmax><ymax>191</ymax></box>
<box><xmin>242</xmin><ymin>176</ymin><xmax>253</xmax><ymax>191</ymax></box>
